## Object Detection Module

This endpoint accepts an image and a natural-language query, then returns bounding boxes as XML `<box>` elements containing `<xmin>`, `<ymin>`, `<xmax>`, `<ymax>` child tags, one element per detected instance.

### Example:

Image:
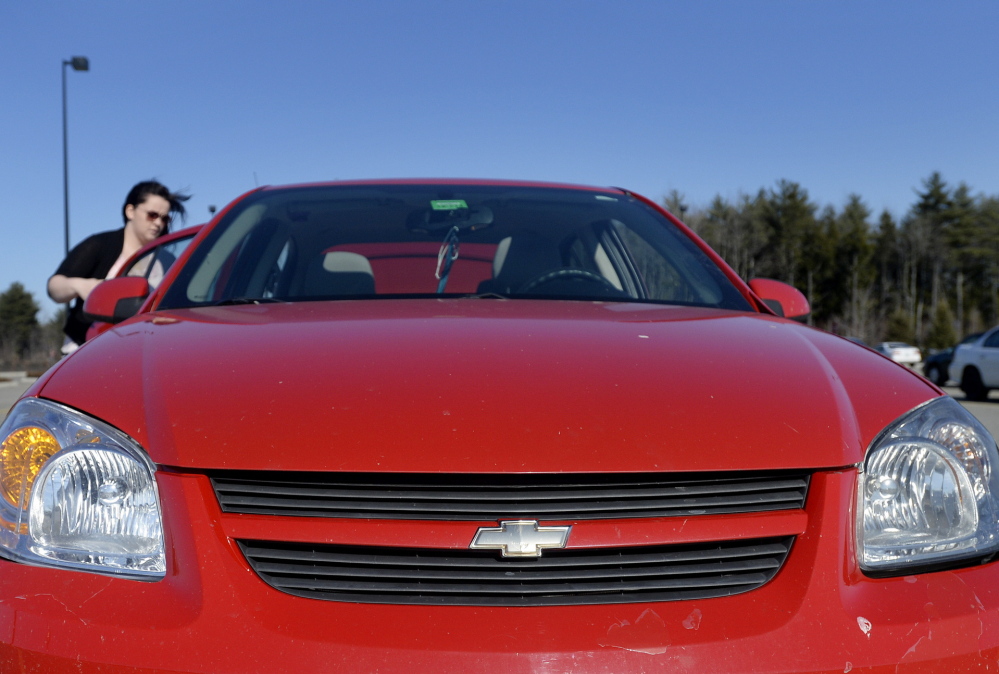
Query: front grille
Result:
<box><xmin>212</xmin><ymin>471</ymin><xmax>809</xmax><ymax>520</ymax></box>
<box><xmin>238</xmin><ymin>537</ymin><xmax>793</xmax><ymax>606</ymax></box>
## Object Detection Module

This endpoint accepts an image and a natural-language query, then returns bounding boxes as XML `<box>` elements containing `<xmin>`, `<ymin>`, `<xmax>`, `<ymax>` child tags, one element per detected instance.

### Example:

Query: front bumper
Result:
<box><xmin>2</xmin><ymin>470</ymin><xmax>999</xmax><ymax>673</ymax></box>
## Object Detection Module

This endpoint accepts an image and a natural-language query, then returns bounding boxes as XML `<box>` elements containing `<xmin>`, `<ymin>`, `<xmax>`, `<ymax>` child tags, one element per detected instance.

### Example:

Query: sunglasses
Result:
<box><xmin>141</xmin><ymin>208</ymin><xmax>172</xmax><ymax>226</ymax></box>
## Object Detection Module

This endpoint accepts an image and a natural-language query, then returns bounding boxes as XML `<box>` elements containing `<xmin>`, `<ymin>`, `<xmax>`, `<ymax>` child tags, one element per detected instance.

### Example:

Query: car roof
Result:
<box><xmin>259</xmin><ymin>178</ymin><xmax>626</xmax><ymax>193</ymax></box>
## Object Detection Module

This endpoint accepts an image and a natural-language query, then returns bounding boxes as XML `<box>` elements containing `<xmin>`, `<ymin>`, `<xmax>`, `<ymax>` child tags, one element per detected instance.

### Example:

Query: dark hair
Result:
<box><xmin>122</xmin><ymin>180</ymin><xmax>191</xmax><ymax>233</ymax></box>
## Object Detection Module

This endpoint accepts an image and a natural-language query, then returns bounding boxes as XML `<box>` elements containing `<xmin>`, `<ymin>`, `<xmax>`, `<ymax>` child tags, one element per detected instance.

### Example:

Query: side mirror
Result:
<box><xmin>82</xmin><ymin>277</ymin><xmax>151</xmax><ymax>324</ymax></box>
<box><xmin>748</xmin><ymin>278</ymin><xmax>810</xmax><ymax>322</ymax></box>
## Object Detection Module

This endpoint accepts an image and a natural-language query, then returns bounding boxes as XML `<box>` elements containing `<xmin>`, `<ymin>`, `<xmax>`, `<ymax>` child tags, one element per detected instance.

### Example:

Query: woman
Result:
<box><xmin>48</xmin><ymin>180</ymin><xmax>189</xmax><ymax>350</ymax></box>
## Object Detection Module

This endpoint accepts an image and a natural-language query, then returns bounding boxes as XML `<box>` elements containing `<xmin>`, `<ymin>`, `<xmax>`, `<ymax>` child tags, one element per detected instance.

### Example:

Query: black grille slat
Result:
<box><xmin>226</xmin><ymin>502</ymin><xmax>800</xmax><ymax>520</ymax></box>
<box><xmin>216</xmin><ymin>478</ymin><xmax>808</xmax><ymax>501</ymax></box>
<box><xmin>238</xmin><ymin>537</ymin><xmax>793</xmax><ymax>606</ymax></box>
<box><xmin>213</xmin><ymin>471</ymin><xmax>809</xmax><ymax>520</ymax></box>
<box><xmin>219</xmin><ymin>491</ymin><xmax>805</xmax><ymax>516</ymax></box>
<box><xmin>269</xmin><ymin>573</ymin><xmax>770</xmax><ymax>595</ymax></box>
<box><xmin>239</xmin><ymin>541</ymin><xmax>791</xmax><ymax>569</ymax></box>
<box><xmin>252</xmin><ymin>556</ymin><xmax>781</xmax><ymax>582</ymax></box>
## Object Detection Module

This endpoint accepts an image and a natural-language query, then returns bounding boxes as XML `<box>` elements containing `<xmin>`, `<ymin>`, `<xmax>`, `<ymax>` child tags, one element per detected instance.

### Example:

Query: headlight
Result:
<box><xmin>0</xmin><ymin>398</ymin><xmax>164</xmax><ymax>580</ymax></box>
<box><xmin>858</xmin><ymin>396</ymin><xmax>999</xmax><ymax>574</ymax></box>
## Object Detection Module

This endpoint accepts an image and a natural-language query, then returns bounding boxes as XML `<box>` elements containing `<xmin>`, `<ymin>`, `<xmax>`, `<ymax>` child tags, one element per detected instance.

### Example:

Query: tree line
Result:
<box><xmin>667</xmin><ymin>172</ymin><xmax>999</xmax><ymax>349</ymax></box>
<box><xmin>0</xmin><ymin>283</ymin><xmax>63</xmax><ymax>372</ymax></box>
<box><xmin>1</xmin><ymin>170</ymin><xmax>995</xmax><ymax>370</ymax></box>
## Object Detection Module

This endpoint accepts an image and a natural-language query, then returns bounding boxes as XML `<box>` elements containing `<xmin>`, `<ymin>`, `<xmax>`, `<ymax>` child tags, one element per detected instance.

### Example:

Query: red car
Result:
<box><xmin>2</xmin><ymin>180</ymin><xmax>998</xmax><ymax>672</ymax></box>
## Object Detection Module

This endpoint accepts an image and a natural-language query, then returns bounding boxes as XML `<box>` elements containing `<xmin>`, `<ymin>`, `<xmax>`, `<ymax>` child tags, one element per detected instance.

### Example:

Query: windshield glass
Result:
<box><xmin>159</xmin><ymin>184</ymin><xmax>752</xmax><ymax>311</ymax></box>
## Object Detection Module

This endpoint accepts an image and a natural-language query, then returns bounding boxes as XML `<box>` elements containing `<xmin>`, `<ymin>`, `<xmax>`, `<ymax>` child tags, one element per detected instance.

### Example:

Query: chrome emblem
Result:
<box><xmin>469</xmin><ymin>520</ymin><xmax>571</xmax><ymax>558</ymax></box>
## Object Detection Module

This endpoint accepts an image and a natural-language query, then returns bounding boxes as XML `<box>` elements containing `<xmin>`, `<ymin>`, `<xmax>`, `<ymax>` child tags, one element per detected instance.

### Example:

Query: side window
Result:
<box><xmin>125</xmin><ymin>236</ymin><xmax>196</xmax><ymax>290</ymax></box>
<box><xmin>615</xmin><ymin>224</ymin><xmax>691</xmax><ymax>302</ymax></box>
<box><xmin>563</xmin><ymin>234</ymin><xmax>626</xmax><ymax>293</ymax></box>
<box><xmin>126</xmin><ymin>251</ymin><xmax>155</xmax><ymax>279</ymax></box>
<box><xmin>983</xmin><ymin>332</ymin><xmax>999</xmax><ymax>349</ymax></box>
<box><xmin>612</xmin><ymin>220</ymin><xmax>724</xmax><ymax>305</ymax></box>
<box><xmin>262</xmin><ymin>241</ymin><xmax>293</xmax><ymax>298</ymax></box>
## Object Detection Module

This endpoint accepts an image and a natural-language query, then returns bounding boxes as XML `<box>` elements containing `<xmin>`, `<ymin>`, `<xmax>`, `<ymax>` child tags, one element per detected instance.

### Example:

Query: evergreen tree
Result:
<box><xmin>978</xmin><ymin>196</ymin><xmax>999</xmax><ymax>327</ymax></box>
<box><xmin>758</xmin><ymin>180</ymin><xmax>815</xmax><ymax>286</ymax></box>
<box><xmin>914</xmin><ymin>172</ymin><xmax>953</xmax><ymax>218</ymax></box>
<box><xmin>843</xmin><ymin>197</ymin><xmax>874</xmax><ymax>335</ymax></box>
<box><xmin>662</xmin><ymin>190</ymin><xmax>689</xmax><ymax>221</ymax></box>
<box><xmin>885</xmin><ymin>308</ymin><xmax>915</xmax><ymax>344</ymax></box>
<box><xmin>801</xmin><ymin>205</ymin><xmax>837</xmax><ymax>326</ymax></box>
<box><xmin>872</xmin><ymin>210</ymin><xmax>901</xmax><ymax>308</ymax></box>
<box><xmin>682</xmin><ymin>194</ymin><xmax>767</xmax><ymax>281</ymax></box>
<box><xmin>926</xmin><ymin>301</ymin><xmax>958</xmax><ymax>350</ymax></box>
<box><xmin>662</xmin><ymin>173</ymin><xmax>999</xmax><ymax>345</ymax></box>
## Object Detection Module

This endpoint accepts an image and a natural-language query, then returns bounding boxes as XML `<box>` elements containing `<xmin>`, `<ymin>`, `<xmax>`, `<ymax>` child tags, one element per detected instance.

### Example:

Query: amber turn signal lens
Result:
<box><xmin>0</xmin><ymin>427</ymin><xmax>61</xmax><ymax>507</ymax></box>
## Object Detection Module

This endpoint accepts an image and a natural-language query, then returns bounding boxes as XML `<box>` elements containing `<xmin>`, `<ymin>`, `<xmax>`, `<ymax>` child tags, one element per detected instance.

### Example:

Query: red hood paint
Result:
<box><xmin>39</xmin><ymin>300</ymin><xmax>936</xmax><ymax>472</ymax></box>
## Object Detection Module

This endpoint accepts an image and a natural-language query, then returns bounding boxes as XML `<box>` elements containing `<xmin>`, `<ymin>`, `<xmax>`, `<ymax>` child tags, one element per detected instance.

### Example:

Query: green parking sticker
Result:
<box><xmin>431</xmin><ymin>200</ymin><xmax>468</xmax><ymax>211</ymax></box>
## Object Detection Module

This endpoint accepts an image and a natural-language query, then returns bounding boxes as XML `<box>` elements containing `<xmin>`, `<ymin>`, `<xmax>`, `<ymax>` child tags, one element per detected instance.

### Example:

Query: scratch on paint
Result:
<box><xmin>79</xmin><ymin>579</ymin><xmax>114</xmax><ymax>606</ymax></box>
<box><xmin>902</xmin><ymin>635</ymin><xmax>928</xmax><ymax>660</ymax></box>
<box><xmin>682</xmin><ymin>609</ymin><xmax>702</xmax><ymax>630</ymax></box>
<box><xmin>20</xmin><ymin>594</ymin><xmax>88</xmax><ymax>625</ymax></box>
<box><xmin>857</xmin><ymin>616</ymin><xmax>872</xmax><ymax>638</ymax></box>
<box><xmin>600</xmin><ymin>609</ymin><xmax>670</xmax><ymax>655</ymax></box>
<box><xmin>950</xmin><ymin>572</ymin><xmax>987</xmax><ymax>611</ymax></box>
<box><xmin>946</xmin><ymin>573</ymin><xmax>987</xmax><ymax>638</ymax></box>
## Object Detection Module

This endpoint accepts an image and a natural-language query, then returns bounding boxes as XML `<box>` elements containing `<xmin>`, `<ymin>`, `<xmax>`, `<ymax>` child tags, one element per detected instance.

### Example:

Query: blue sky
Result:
<box><xmin>2</xmin><ymin>1</ymin><xmax>997</xmax><ymax>320</ymax></box>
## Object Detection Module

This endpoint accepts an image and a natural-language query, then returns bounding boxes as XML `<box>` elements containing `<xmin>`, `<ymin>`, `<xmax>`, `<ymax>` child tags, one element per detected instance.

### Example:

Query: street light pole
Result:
<box><xmin>62</xmin><ymin>56</ymin><xmax>89</xmax><ymax>257</ymax></box>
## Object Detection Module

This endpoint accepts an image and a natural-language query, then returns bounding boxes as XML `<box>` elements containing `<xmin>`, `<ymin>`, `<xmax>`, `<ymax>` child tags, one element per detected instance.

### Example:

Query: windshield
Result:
<box><xmin>159</xmin><ymin>184</ymin><xmax>751</xmax><ymax>311</ymax></box>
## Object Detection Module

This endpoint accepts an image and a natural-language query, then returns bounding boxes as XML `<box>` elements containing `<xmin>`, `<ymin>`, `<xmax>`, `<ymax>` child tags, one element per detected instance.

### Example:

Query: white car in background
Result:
<box><xmin>949</xmin><ymin>327</ymin><xmax>999</xmax><ymax>401</ymax></box>
<box><xmin>873</xmin><ymin>341</ymin><xmax>922</xmax><ymax>368</ymax></box>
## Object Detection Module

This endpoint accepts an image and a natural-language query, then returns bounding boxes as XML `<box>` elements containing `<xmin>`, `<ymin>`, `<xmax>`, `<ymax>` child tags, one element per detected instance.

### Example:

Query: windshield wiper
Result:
<box><xmin>467</xmin><ymin>292</ymin><xmax>508</xmax><ymax>299</ymax></box>
<box><xmin>212</xmin><ymin>297</ymin><xmax>285</xmax><ymax>306</ymax></box>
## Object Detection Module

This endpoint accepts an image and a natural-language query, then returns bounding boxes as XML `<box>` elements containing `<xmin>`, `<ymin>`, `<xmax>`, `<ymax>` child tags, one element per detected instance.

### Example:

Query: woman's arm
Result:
<box><xmin>50</xmin><ymin>230</ymin><xmax>124</xmax><ymax>303</ymax></box>
<box><xmin>47</xmin><ymin>274</ymin><xmax>102</xmax><ymax>303</ymax></box>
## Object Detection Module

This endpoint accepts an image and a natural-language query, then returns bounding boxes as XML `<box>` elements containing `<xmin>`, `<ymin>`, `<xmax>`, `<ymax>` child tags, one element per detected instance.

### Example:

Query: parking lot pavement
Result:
<box><xmin>0</xmin><ymin>373</ymin><xmax>38</xmax><ymax>417</ymax></box>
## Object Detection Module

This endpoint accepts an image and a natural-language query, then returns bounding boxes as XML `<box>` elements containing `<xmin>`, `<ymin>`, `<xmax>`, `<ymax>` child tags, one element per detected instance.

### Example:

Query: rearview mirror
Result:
<box><xmin>406</xmin><ymin>203</ymin><xmax>494</xmax><ymax>233</ymax></box>
<box><xmin>82</xmin><ymin>277</ymin><xmax>151</xmax><ymax>324</ymax></box>
<box><xmin>748</xmin><ymin>278</ymin><xmax>810</xmax><ymax>322</ymax></box>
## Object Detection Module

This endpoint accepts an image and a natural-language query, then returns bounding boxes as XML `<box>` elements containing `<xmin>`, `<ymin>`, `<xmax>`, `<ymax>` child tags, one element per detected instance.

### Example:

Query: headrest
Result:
<box><xmin>323</xmin><ymin>251</ymin><xmax>374</xmax><ymax>276</ymax></box>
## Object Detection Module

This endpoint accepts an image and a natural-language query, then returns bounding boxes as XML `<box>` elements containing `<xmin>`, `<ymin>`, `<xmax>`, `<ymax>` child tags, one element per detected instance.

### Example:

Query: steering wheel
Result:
<box><xmin>518</xmin><ymin>268</ymin><xmax>621</xmax><ymax>295</ymax></box>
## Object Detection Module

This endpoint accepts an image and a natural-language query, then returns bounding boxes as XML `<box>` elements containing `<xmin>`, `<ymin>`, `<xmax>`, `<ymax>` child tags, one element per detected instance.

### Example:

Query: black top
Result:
<box><xmin>54</xmin><ymin>228</ymin><xmax>126</xmax><ymax>345</ymax></box>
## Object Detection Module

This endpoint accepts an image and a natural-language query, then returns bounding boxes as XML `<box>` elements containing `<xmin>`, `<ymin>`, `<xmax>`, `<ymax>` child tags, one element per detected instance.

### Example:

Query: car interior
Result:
<box><xmin>162</xmin><ymin>186</ymin><xmax>748</xmax><ymax>311</ymax></box>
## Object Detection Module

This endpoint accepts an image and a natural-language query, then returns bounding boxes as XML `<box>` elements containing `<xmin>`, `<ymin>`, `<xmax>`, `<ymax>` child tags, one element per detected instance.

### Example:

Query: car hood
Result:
<box><xmin>39</xmin><ymin>300</ymin><xmax>936</xmax><ymax>473</ymax></box>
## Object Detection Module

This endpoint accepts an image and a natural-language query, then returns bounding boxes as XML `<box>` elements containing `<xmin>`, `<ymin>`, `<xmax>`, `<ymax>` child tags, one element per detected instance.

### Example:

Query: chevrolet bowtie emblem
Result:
<box><xmin>469</xmin><ymin>520</ymin><xmax>571</xmax><ymax>558</ymax></box>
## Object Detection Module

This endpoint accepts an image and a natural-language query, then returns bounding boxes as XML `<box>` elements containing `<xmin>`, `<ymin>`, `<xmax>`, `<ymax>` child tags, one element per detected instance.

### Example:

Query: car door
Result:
<box><xmin>85</xmin><ymin>229</ymin><xmax>200</xmax><ymax>341</ymax></box>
